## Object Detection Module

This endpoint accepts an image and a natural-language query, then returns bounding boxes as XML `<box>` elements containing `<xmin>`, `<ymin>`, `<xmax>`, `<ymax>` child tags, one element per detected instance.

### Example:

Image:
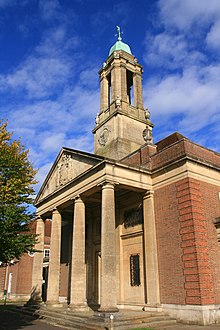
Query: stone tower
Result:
<box><xmin>93</xmin><ymin>27</ymin><xmax>153</xmax><ymax>160</ymax></box>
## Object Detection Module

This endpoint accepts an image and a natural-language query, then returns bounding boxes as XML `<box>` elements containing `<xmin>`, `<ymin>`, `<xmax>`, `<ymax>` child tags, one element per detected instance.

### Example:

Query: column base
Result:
<box><xmin>97</xmin><ymin>307</ymin><xmax>119</xmax><ymax>314</ymax></box>
<box><xmin>68</xmin><ymin>303</ymin><xmax>90</xmax><ymax>311</ymax></box>
<box><xmin>143</xmin><ymin>303</ymin><xmax>162</xmax><ymax>312</ymax></box>
<box><xmin>46</xmin><ymin>301</ymin><xmax>63</xmax><ymax>308</ymax></box>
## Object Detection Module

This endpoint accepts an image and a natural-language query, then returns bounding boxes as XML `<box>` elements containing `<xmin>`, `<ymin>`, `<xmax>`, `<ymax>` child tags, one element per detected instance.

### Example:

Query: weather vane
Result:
<box><xmin>116</xmin><ymin>26</ymin><xmax>123</xmax><ymax>41</ymax></box>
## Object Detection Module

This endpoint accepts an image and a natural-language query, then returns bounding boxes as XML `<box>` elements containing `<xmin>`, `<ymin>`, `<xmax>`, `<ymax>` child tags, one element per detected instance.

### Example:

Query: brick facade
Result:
<box><xmin>0</xmin><ymin>219</ymin><xmax>51</xmax><ymax>300</ymax></box>
<box><xmin>176</xmin><ymin>178</ymin><xmax>215</xmax><ymax>305</ymax></box>
<box><xmin>123</xmin><ymin>132</ymin><xmax>220</xmax><ymax>309</ymax></box>
<box><xmin>155</xmin><ymin>182</ymin><xmax>186</xmax><ymax>305</ymax></box>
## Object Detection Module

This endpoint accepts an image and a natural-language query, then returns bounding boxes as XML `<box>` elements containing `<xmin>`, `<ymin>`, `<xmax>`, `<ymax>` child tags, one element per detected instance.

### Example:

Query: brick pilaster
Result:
<box><xmin>176</xmin><ymin>178</ymin><xmax>215</xmax><ymax>305</ymax></box>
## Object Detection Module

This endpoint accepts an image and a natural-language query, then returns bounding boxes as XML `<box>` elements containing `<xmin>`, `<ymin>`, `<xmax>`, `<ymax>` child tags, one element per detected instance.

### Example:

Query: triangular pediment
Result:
<box><xmin>35</xmin><ymin>148</ymin><xmax>103</xmax><ymax>204</ymax></box>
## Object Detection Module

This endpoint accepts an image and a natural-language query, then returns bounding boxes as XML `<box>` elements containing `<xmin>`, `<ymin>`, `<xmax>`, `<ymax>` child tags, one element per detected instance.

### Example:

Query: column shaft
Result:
<box><xmin>112</xmin><ymin>64</ymin><xmax>121</xmax><ymax>101</ymax></box>
<box><xmin>99</xmin><ymin>183</ymin><xmax>118</xmax><ymax>312</ymax></box>
<box><xmin>31</xmin><ymin>216</ymin><xmax>44</xmax><ymax>302</ymax></box>
<box><xmin>100</xmin><ymin>75</ymin><xmax>109</xmax><ymax>111</ymax></box>
<box><xmin>134</xmin><ymin>72</ymin><xmax>144</xmax><ymax>109</ymax></box>
<box><xmin>121</xmin><ymin>65</ymin><xmax>127</xmax><ymax>103</ymax></box>
<box><xmin>70</xmin><ymin>197</ymin><xmax>87</xmax><ymax>309</ymax></box>
<box><xmin>143</xmin><ymin>190</ymin><xmax>160</xmax><ymax>305</ymax></box>
<box><xmin>46</xmin><ymin>209</ymin><xmax>62</xmax><ymax>305</ymax></box>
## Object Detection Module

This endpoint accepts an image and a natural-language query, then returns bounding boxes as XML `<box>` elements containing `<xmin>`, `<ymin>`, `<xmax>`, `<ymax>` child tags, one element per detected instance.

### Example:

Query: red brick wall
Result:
<box><xmin>59</xmin><ymin>264</ymin><xmax>69</xmax><ymax>297</ymax></box>
<box><xmin>155</xmin><ymin>183</ymin><xmax>186</xmax><ymax>304</ymax></box>
<box><xmin>16</xmin><ymin>254</ymin><xmax>33</xmax><ymax>294</ymax></box>
<box><xmin>155</xmin><ymin>177</ymin><xmax>220</xmax><ymax>306</ymax></box>
<box><xmin>184</xmin><ymin>141</ymin><xmax>220</xmax><ymax>167</ymax></box>
<box><xmin>176</xmin><ymin>178</ymin><xmax>216</xmax><ymax>305</ymax></box>
<box><xmin>0</xmin><ymin>218</ymin><xmax>52</xmax><ymax>298</ymax></box>
<box><xmin>200</xmin><ymin>181</ymin><xmax>220</xmax><ymax>304</ymax></box>
<box><xmin>0</xmin><ymin>266</ymin><xmax>6</xmax><ymax>292</ymax></box>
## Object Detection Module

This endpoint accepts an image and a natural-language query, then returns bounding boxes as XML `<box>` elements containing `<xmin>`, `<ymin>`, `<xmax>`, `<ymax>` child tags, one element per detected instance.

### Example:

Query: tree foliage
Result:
<box><xmin>0</xmin><ymin>120</ymin><xmax>38</xmax><ymax>264</ymax></box>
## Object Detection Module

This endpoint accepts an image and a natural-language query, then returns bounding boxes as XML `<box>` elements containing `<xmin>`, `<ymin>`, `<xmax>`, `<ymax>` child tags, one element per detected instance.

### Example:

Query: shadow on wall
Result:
<box><xmin>28</xmin><ymin>285</ymin><xmax>42</xmax><ymax>304</ymax></box>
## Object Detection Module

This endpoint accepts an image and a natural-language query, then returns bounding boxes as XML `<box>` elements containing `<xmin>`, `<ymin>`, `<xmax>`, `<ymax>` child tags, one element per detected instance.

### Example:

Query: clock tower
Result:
<box><xmin>93</xmin><ymin>27</ymin><xmax>153</xmax><ymax>160</ymax></box>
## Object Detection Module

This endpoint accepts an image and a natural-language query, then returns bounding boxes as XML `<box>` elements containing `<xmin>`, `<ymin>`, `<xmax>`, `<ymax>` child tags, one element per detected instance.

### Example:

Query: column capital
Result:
<box><xmin>70</xmin><ymin>195</ymin><xmax>85</xmax><ymax>203</ymax></box>
<box><xmin>100</xmin><ymin>73</ymin><xmax>108</xmax><ymax>81</ymax></box>
<box><xmin>133</xmin><ymin>71</ymin><xmax>142</xmax><ymax>77</ymax></box>
<box><xmin>143</xmin><ymin>189</ymin><xmax>154</xmax><ymax>200</ymax></box>
<box><xmin>102</xmin><ymin>182</ymin><xmax>115</xmax><ymax>190</ymax></box>
<box><xmin>97</xmin><ymin>180</ymin><xmax>119</xmax><ymax>190</ymax></box>
<box><xmin>119</xmin><ymin>62</ymin><xmax>127</xmax><ymax>69</ymax></box>
<box><xmin>36</xmin><ymin>215</ymin><xmax>44</xmax><ymax>223</ymax></box>
<box><xmin>52</xmin><ymin>207</ymin><xmax>60</xmax><ymax>214</ymax></box>
<box><xmin>74</xmin><ymin>195</ymin><xmax>84</xmax><ymax>204</ymax></box>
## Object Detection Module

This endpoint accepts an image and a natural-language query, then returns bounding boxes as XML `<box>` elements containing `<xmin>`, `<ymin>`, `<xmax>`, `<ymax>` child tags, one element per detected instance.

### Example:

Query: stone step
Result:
<box><xmin>8</xmin><ymin>307</ymin><xmax>101</xmax><ymax>330</ymax></box>
<box><xmin>8</xmin><ymin>305</ymin><xmax>177</xmax><ymax>330</ymax></box>
<box><xmin>117</xmin><ymin>318</ymin><xmax>177</xmax><ymax>329</ymax></box>
<box><xmin>10</xmin><ymin>306</ymin><xmax>106</xmax><ymax>329</ymax></box>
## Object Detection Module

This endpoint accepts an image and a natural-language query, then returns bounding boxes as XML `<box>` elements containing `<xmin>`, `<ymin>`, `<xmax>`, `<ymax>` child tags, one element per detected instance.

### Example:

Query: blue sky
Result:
<box><xmin>0</xmin><ymin>0</ymin><xmax>219</xmax><ymax>192</ymax></box>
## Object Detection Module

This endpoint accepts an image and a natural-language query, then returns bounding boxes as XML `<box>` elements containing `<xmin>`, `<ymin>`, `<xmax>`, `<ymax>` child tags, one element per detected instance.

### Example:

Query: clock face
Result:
<box><xmin>98</xmin><ymin>127</ymin><xmax>111</xmax><ymax>146</ymax></box>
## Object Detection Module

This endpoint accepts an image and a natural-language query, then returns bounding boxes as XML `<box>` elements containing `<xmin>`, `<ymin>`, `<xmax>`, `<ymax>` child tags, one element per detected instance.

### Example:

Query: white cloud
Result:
<box><xmin>158</xmin><ymin>0</ymin><xmax>220</xmax><ymax>31</ymax></box>
<box><xmin>0</xmin><ymin>24</ymin><xmax>79</xmax><ymax>99</ymax></box>
<box><xmin>0</xmin><ymin>0</ymin><xmax>31</xmax><ymax>8</ymax></box>
<box><xmin>206</xmin><ymin>19</ymin><xmax>220</xmax><ymax>49</ymax></box>
<box><xmin>39</xmin><ymin>0</ymin><xmax>61</xmax><ymax>21</ymax></box>
<box><xmin>79</xmin><ymin>68</ymin><xmax>99</xmax><ymax>88</ymax></box>
<box><xmin>35</xmin><ymin>162</ymin><xmax>53</xmax><ymax>191</ymax></box>
<box><xmin>2</xmin><ymin>57</ymin><xmax>71</xmax><ymax>99</ymax></box>
<box><xmin>144</xmin><ymin>64</ymin><xmax>220</xmax><ymax>135</ymax></box>
<box><xmin>142</xmin><ymin>0</ymin><xmax>220</xmax><ymax>151</ymax></box>
<box><xmin>0</xmin><ymin>3</ymin><xmax>100</xmax><ymax>189</ymax></box>
<box><xmin>157</xmin><ymin>0</ymin><xmax>220</xmax><ymax>53</ymax></box>
<box><xmin>144</xmin><ymin>33</ymin><xmax>205</xmax><ymax>69</ymax></box>
<box><xmin>5</xmin><ymin>79</ymin><xmax>99</xmax><ymax>187</ymax></box>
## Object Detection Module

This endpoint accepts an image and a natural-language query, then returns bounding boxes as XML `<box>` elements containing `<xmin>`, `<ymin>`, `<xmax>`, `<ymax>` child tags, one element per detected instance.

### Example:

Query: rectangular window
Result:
<box><xmin>130</xmin><ymin>254</ymin><xmax>141</xmax><ymax>286</ymax></box>
<box><xmin>44</xmin><ymin>249</ymin><xmax>50</xmax><ymax>258</ymax></box>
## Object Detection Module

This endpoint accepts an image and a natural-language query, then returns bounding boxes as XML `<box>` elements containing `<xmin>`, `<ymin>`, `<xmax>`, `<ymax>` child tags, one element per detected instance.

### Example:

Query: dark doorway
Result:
<box><xmin>42</xmin><ymin>266</ymin><xmax>48</xmax><ymax>302</ymax></box>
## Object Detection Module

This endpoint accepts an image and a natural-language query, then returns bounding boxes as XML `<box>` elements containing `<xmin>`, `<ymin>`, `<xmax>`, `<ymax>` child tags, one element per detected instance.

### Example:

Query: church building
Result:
<box><xmin>5</xmin><ymin>29</ymin><xmax>220</xmax><ymax>325</ymax></box>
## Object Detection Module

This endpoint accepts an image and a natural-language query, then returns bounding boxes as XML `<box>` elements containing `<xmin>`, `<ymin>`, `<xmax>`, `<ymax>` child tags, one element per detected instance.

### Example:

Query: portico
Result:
<box><xmin>34</xmin><ymin>155</ymin><xmax>160</xmax><ymax>311</ymax></box>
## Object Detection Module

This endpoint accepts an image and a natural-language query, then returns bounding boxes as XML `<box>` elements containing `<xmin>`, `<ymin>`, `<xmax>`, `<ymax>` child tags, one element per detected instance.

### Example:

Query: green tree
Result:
<box><xmin>0</xmin><ymin>120</ymin><xmax>38</xmax><ymax>264</ymax></box>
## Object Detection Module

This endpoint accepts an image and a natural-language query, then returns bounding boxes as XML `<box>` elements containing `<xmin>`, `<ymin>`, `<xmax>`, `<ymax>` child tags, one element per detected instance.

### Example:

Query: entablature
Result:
<box><xmin>36</xmin><ymin>160</ymin><xmax>152</xmax><ymax>216</ymax></box>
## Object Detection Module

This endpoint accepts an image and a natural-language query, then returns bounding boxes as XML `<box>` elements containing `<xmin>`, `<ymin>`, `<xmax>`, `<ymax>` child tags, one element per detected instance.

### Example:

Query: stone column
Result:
<box><xmin>31</xmin><ymin>216</ymin><xmax>44</xmax><ymax>302</ymax></box>
<box><xmin>46</xmin><ymin>208</ymin><xmax>62</xmax><ymax>306</ymax></box>
<box><xmin>133</xmin><ymin>72</ymin><xmax>138</xmax><ymax>108</ymax></box>
<box><xmin>100</xmin><ymin>74</ymin><xmax>109</xmax><ymax>112</ymax></box>
<box><xmin>120</xmin><ymin>65</ymin><xmax>127</xmax><ymax>104</ymax></box>
<box><xmin>98</xmin><ymin>182</ymin><xmax>118</xmax><ymax>313</ymax></box>
<box><xmin>112</xmin><ymin>63</ymin><xmax>121</xmax><ymax>101</ymax></box>
<box><xmin>134</xmin><ymin>72</ymin><xmax>144</xmax><ymax>109</ymax></box>
<box><xmin>143</xmin><ymin>190</ymin><xmax>160</xmax><ymax>306</ymax></box>
<box><xmin>70</xmin><ymin>197</ymin><xmax>88</xmax><ymax>310</ymax></box>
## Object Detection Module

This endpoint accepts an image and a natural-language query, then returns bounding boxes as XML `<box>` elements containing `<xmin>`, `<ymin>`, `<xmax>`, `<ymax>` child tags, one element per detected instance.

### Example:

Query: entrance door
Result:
<box><xmin>42</xmin><ymin>266</ymin><xmax>48</xmax><ymax>302</ymax></box>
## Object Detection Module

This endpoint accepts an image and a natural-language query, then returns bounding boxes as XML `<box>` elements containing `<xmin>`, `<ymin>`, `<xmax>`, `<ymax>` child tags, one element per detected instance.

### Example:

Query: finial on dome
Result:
<box><xmin>116</xmin><ymin>26</ymin><xmax>122</xmax><ymax>41</ymax></box>
<box><xmin>109</xmin><ymin>26</ymin><xmax>131</xmax><ymax>56</ymax></box>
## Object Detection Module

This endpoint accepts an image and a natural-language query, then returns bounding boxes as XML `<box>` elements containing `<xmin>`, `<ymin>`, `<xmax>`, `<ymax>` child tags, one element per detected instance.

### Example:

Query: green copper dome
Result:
<box><xmin>109</xmin><ymin>40</ymin><xmax>132</xmax><ymax>56</ymax></box>
<box><xmin>109</xmin><ymin>26</ymin><xmax>132</xmax><ymax>56</ymax></box>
